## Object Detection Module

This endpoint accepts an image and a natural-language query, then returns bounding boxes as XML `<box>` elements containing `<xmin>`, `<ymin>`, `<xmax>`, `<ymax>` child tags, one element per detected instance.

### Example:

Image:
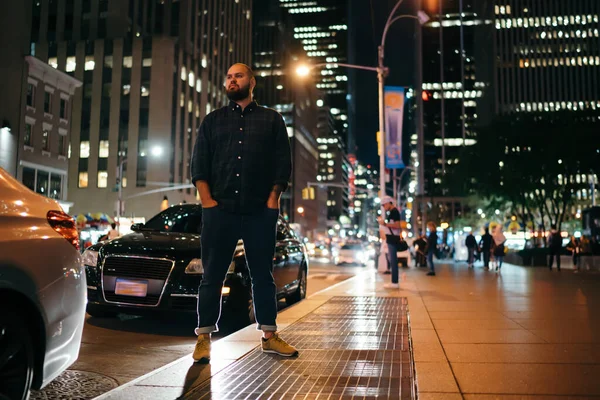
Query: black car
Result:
<box><xmin>83</xmin><ymin>204</ymin><xmax>308</xmax><ymax>326</ymax></box>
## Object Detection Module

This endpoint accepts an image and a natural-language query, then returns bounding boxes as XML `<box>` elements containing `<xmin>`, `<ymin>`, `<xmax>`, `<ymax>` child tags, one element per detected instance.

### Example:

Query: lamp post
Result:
<box><xmin>296</xmin><ymin>4</ymin><xmax>428</xmax><ymax>203</ymax></box>
<box><xmin>116</xmin><ymin>145</ymin><xmax>164</xmax><ymax>222</ymax></box>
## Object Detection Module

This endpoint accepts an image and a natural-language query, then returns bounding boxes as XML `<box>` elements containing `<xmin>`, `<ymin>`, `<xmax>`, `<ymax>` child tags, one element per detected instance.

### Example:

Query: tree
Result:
<box><xmin>459</xmin><ymin>111</ymin><xmax>600</xmax><ymax>237</ymax></box>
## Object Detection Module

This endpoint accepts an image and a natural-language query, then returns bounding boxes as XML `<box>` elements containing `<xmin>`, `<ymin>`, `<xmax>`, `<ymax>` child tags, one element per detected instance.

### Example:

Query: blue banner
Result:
<box><xmin>384</xmin><ymin>86</ymin><xmax>405</xmax><ymax>169</ymax></box>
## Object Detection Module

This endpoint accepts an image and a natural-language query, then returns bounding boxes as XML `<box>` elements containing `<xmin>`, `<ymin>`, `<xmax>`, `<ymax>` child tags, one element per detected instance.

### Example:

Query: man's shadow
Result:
<box><xmin>178</xmin><ymin>362</ymin><xmax>212</xmax><ymax>399</ymax></box>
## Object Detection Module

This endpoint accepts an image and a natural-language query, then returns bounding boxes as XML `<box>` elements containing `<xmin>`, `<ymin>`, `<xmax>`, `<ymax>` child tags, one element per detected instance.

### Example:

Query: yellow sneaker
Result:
<box><xmin>193</xmin><ymin>335</ymin><xmax>211</xmax><ymax>363</ymax></box>
<box><xmin>261</xmin><ymin>333</ymin><xmax>299</xmax><ymax>357</ymax></box>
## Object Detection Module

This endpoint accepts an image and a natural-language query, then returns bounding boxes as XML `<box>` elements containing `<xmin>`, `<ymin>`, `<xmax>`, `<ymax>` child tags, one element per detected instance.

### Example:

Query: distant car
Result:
<box><xmin>0</xmin><ymin>168</ymin><xmax>86</xmax><ymax>400</ymax></box>
<box><xmin>334</xmin><ymin>242</ymin><xmax>370</xmax><ymax>266</ymax></box>
<box><xmin>83</xmin><ymin>204</ymin><xmax>308</xmax><ymax>327</ymax></box>
<box><xmin>307</xmin><ymin>242</ymin><xmax>331</xmax><ymax>260</ymax></box>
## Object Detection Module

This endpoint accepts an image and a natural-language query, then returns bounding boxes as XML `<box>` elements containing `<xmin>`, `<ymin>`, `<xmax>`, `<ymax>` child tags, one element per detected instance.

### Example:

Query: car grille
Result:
<box><xmin>103</xmin><ymin>256</ymin><xmax>173</xmax><ymax>280</ymax></box>
<box><xmin>102</xmin><ymin>256</ymin><xmax>174</xmax><ymax>307</ymax></box>
<box><xmin>104</xmin><ymin>293</ymin><xmax>161</xmax><ymax>305</ymax></box>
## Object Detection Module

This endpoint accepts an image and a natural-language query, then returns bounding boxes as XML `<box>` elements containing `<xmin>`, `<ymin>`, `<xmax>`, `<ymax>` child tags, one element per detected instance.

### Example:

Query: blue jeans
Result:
<box><xmin>467</xmin><ymin>247</ymin><xmax>476</xmax><ymax>264</ymax></box>
<box><xmin>386</xmin><ymin>243</ymin><xmax>399</xmax><ymax>284</ymax></box>
<box><xmin>196</xmin><ymin>206</ymin><xmax>279</xmax><ymax>334</ymax></box>
<box><xmin>427</xmin><ymin>252</ymin><xmax>435</xmax><ymax>272</ymax></box>
<box><xmin>496</xmin><ymin>255</ymin><xmax>504</xmax><ymax>269</ymax></box>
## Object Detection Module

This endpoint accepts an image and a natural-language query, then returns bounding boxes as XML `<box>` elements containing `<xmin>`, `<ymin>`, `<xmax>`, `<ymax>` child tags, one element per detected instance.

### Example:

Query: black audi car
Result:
<box><xmin>83</xmin><ymin>204</ymin><xmax>308</xmax><ymax>325</ymax></box>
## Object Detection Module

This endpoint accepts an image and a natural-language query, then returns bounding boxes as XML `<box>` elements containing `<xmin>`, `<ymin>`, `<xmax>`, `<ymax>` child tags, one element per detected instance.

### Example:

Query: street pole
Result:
<box><xmin>416</xmin><ymin>0</ymin><xmax>425</xmax><ymax>235</ymax></box>
<box><xmin>377</xmin><ymin>45</ymin><xmax>387</xmax><ymax>200</ymax></box>
<box><xmin>117</xmin><ymin>157</ymin><xmax>127</xmax><ymax>222</ymax></box>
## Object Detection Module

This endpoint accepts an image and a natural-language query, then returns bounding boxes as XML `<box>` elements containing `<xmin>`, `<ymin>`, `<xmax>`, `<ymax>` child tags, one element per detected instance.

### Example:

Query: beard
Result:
<box><xmin>226</xmin><ymin>84</ymin><xmax>251</xmax><ymax>101</ymax></box>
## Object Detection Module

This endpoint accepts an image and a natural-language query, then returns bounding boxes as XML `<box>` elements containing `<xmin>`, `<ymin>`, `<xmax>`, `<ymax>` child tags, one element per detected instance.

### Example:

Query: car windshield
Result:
<box><xmin>341</xmin><ymin>243</ymin><xmax>363</xmax><ymax>250</ymax></box>
<box><xmin>143</xmin><ymin>206</ymin><xmax>203</xmax><ymax>234</ymax></box>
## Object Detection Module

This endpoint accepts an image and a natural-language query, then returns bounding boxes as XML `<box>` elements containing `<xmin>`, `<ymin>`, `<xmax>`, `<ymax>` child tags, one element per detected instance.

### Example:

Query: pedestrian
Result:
<box><xmin>190</xmin><ymin>63</ymin><xmax>297</xmax><ymax>363</ymax></box>
<box><xmin>378</xmin><ymin>196</ymin><xmax>404</xmax><ymax>288</ymax></box>
<box><xmin>492</xmin><ymin>225</ymin><xmax>506</xmax><ymax>271</ymax></box>
<box><xmin>107</xmin><ymin>222</ymin><xmax>120</xmax><ymax>240</ymax></box>
<box><xmin>425</xmin><ymin>222</ymin><xmax>438</xmax><ymax>276</ymax></box>
<box><xmin>479</xmin><ymin>227</ymin><xmax>493</xmax><ymax>269</ymax></box>
<box><xmin>414</xmin><ymin>232</ymin><xmax>427</xmax><ymax>267</ymax></box>
<box><xmin>465</xmin><ymin>231</ymin><xmax>477</xmax><ymax>268</ymax></box>
<box><xmin>566</xmin><ymin>236</ymin><xmax>581</xmax><ymax>273</ymax></box>
<box><xmin>547</xmin><ymin>224</ymin><xmax>562</xmax><ymax>271</ymax></box>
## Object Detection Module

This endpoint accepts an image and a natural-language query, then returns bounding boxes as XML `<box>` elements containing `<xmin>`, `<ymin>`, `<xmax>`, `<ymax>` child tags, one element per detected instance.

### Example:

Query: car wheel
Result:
<box><xmin>0</xmin><ymin>309</ymin><xmax>35</xmax><ymax>400</ymax></box>
<box><xmin>286</xmin><ymin>268</ymin><xmax>307</xmax><ymax>305</ymax></box>
<box><xmin>86</xmin><ymin>305</ymin><xmax>118</xmax><ymax>318</ymax></box>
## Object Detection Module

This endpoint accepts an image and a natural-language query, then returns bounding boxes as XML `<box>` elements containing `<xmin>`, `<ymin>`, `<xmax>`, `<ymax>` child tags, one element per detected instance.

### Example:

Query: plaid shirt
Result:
<box><xmin>191</xmin><ymin>100</ymin><xmax>292</xmax><ymax>214</ymax></box>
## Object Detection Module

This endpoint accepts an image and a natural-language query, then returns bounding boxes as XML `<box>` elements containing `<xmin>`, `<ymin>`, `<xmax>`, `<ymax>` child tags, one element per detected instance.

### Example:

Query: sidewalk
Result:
<box><xmin>95</xmin><ymin>262</ymin><xmax>600</xmax><ymax>399</ymax></box>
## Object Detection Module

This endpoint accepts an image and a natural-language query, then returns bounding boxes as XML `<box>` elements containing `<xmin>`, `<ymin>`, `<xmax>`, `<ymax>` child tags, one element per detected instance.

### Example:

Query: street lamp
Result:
<box><xmin>295</xmin><ymin>2</ymin><xmax>429</xmax><ymax>203</ymax></box>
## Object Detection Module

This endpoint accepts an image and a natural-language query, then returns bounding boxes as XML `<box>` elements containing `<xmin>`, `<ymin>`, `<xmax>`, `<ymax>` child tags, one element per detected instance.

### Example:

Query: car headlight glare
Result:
<box><xmin>185</xmin><ymin>258</ymin><xmax>204</xmax><ymax>274</ymax></box>
<box><xmin>82</xmin><ymin>250</ymin><xmax>99</xmax><ymax>267</ymax></box>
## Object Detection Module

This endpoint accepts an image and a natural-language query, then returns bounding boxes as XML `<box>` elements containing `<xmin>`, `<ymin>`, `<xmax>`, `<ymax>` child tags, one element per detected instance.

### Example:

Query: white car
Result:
<box><xmin>334</xmin><ymin>242</ymin><xmax>370</xmax><ymax>266</ymax></box>
<box><xmin>0</xmin><ymin>168</ymin><xmax>86</xmax><ymax>400</ymax></box>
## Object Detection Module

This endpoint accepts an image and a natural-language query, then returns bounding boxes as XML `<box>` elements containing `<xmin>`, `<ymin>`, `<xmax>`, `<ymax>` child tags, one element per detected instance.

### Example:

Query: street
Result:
<box><xmin>31</xmin><ymin>261</ymin><xmax>366</xmax><ymax>400</ymax></box>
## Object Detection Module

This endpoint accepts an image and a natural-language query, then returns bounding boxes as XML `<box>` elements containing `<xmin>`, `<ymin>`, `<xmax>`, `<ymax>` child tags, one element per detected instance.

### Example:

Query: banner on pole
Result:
<box><xmin>384</xmin><ymin>86</ymin><xmax>405</xmax><ymax>169</ymax></box>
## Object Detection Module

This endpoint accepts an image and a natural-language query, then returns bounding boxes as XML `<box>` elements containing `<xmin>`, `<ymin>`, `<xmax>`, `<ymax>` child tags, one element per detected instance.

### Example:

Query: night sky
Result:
<box><xmin>350</xmin><ymin>0</ymin><xmax>419</xmax><ymax>167</ymax></box>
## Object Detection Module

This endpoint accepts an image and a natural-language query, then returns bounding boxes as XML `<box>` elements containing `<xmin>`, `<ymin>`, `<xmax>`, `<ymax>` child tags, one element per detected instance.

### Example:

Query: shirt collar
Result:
<box><xmin>228</xmin><ymin>100</ymin><xmax>258</xmax><ymax>112</ymax></box>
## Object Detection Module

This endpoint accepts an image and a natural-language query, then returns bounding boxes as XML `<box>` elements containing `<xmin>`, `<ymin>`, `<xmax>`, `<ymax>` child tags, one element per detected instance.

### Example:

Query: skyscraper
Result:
<box><xmin>486</xmin><ymin>0</ymin><xmax>600</xmax><ymax>115</ymax></box>
<box><xmin>30</xmin><ymin>0</ymin><xmax>252</xmax><ymax>218</ymax></box>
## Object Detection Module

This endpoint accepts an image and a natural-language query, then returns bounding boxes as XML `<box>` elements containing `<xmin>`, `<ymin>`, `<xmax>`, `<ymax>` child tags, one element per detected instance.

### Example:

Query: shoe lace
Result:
<box><xmin>196</xmin><ymin>338</ymin><xmax>209</xmax><ymax>350</ymax></box>
<box><xmin>270</xmin><ymin>334</ymin><xmax>286</xmax><ymax>346</ymax></box>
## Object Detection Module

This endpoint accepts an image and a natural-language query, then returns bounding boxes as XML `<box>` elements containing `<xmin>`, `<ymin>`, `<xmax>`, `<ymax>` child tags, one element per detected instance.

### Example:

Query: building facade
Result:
<box><xmin>285</xmin><ymin>0</ymin><xmax>351</xmax><ymax>150</ymax></box>
<box><xmin>19</xmin><ymin>56</ymin><xmax>82</xmax><ymax>212</ymax></box>
<box><xmin>30</xmin><ymin>0</ymin><xmax>252</xmax><ymax>219</ymax></box>
<box><xmin>489</xmin><ymin>0</ymin><xmax>600</xmax><ymax>115</ymax></box>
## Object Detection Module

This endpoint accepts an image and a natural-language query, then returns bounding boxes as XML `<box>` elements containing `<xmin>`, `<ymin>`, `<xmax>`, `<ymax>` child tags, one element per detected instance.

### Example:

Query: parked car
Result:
<box><xmin>0</xmin><ymin>168</ymin><xmax>86</xmax><ymax>400</ymax></box>
<box><xmin>334</xmin><ymin>242</ymin><xmax>370</xmax><ymax>266</ymax></box>
<box><xmin>83</xmin><ymin>204</ymin><xmax>308</xmax><ymax>327</ymax></box>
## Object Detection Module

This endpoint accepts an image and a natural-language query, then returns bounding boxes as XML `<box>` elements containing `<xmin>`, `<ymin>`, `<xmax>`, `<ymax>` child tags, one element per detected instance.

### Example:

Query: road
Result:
<box><xmin>31</xmin><ymin>261</ymin><xmax>366</xmax><ymax>399</ymax></box>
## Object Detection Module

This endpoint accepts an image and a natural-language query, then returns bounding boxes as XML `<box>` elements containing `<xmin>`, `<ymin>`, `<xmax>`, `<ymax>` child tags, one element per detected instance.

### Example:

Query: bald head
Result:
<box><xmin>226</xmin><ymin>63</ymin><xmax>256</xmax><ymax>102</ymax></box>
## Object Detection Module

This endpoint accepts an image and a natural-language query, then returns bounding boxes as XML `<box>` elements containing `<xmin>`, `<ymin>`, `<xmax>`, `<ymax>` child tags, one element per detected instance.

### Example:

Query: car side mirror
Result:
<box><xmin>131</xmin><ymin>223</ymin><xmax>144</xmax><ymax>232</ymax></box>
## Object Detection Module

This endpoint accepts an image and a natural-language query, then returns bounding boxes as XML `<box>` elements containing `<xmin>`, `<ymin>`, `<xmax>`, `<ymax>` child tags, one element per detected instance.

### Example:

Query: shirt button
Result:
<box><xmin>239</xmin><ymin>141</ymin><xmax>242</xmax><ymax>144</ymax></box>
<box><xmin>235</xmin><ymin>190</ymin><xmax>239</xmax><ymax>194</ymax></box>
<box><xmin>239</xmin><ymin>128</ymin><xmax>243</xmax><ymax>131</ymax></box>
<box><xmin>238</xmin><ymin>156</ymin><xmax>241</xmax><ymax>159</ymax></box>
<box><xmin>236</xmin><ymin>173</ymin><xmax>240</xmax><ymax>177</ymax></box>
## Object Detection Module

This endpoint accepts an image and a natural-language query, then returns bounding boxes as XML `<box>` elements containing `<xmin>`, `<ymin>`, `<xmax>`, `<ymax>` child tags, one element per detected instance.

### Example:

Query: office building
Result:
<box><xmin>30</xmin><ymin>0</ymin><xmax>252</xmax><ymax>218</ymax></box>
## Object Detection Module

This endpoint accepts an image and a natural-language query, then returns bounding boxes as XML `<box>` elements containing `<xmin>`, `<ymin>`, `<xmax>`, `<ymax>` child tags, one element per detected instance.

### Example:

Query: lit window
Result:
<box><xmin>48</xmin><ymin>57</ymin><xmax>58</xmax><ymax>68</ymax></box>
<box><xmin>189</xmin><ymin>71</ymin><xmax>195</xmax><ymax>87</ymax></box>
<box><xmin>78</xmin><ymin>172</ymin><xmax>88</xmax><ymax>188</ymax></box>
<box><xmin>99</xmin><ymin>140</ymin><xmax>109</xmax><ymax>158</ymax></box>
<box><xmin>66</xmin><ymin>56</ymin><xmax>76</xmax><ymax>72</ymax></box>
<box><xmin>42</xmin><ymin>130</ymin><xmax>49</xmax><ymax>151</ymax></box>
<box><xmin>123</xmin><ymin>56</ymin><xmax>133</xmax><ymax>68</ymax></box>
<box><xmin>80</xmin><ymin>141</ymin><xmax>90</xmax><ymax>158</ymax></box>
<box><xmin>206</xmin><ymin>104</ymin><xmax>211</xmax><ymax>115</ymax></box>
<box><xmin>142</xmin><ymin>58</ymin><xmax>152</xmax><ymax>67</ymax></box>
<box><xmin>196</xmin><ymin>78</ymin><xmax>201</xmax><ymax>93</ymax></box>
<box><xmin>181</xmin><ymin>66</ymin><xmax>187</xmax><ymax>81</ymax></box>
<box><xmin>24</xmin><ymin>123</ymin><xmax>33</xmax><ymax>146</ymax></box>
<box><xmin>84</xmin><ymin>56</ymin><xmax>95</xmax><ymax>71</ymax></box>
<box><xmin>201</xmin><ymin>55</ymin><xmax>207</xmax><ymax>68</ymax></box>
<box><xmin>141</xmin><ymin>85</ymin><xmax>149</xmax><ymax>96</ymax></box>
<box><xmin>97</xmin><ymin>171</ymin><xmax>108</xmax><ymax>188</ymax></box>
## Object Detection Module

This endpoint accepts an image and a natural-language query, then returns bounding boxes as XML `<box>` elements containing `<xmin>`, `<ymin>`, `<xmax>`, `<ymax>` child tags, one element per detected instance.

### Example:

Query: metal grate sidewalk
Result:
<box><xmin>184</xmin><ymin>297</ymin><xmax>415</xmax><ymax>399</ymax></box>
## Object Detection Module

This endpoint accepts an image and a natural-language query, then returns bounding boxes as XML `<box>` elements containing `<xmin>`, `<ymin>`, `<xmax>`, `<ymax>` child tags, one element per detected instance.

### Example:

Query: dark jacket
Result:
<box><xmin>465</xmin><ymin>234</ymin><xmax>477</xmax><ymax>248</ymax></box>
<box><xmin>548</xmin><ymin>230</ymin><xmax>562</xmax><ymax>251</ymax></box>
<box><xmin>479</xmin><ymin>233</ymin><xmax>492</xmax><ymax>251</ymax></box>
<box><xmin>426</xmin><ymin>231</ymin><xmax>437</xmax><ymax>254</ymax></box>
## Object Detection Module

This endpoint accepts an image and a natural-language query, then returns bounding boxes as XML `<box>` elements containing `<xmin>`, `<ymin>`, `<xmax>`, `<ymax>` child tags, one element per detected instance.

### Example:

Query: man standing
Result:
<box><xmin>548</xmin><ymin>224</ymin><xmax>562</xmax><ymax>271</ymax></box>
<box><xmin>479</xmin><ymin>227</ymin><xmax>493</xmax><ymax>269</ymax></box>
<box><xmin>378</xmin><ymin>196</ymin><xmax>404</xmax><ymax>289</ymax></box>
<box><xmin>426</xmin><ymin>222</ymin><xmax>438</xmax><ymax>276</ymax></box>
<box><xmin>465</xmin><ymin>231</ymin><xmax>477</xmax><ymax>268</ymax></box>
<box><xmin>190</xmin><ymin>63</ymin><xmax>297</xmax><ymax>363</ymax></box>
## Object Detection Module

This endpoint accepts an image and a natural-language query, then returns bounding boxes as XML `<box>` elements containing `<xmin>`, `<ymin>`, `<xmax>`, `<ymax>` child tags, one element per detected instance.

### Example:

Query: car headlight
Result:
<box><xmin>82</xmin><ymin>250</ymin><xmax>99</xmax><ymax>267</ymax></box>
<box><xmin>186</xmin><ymin>259</ymin><xmax>235</xmax><ymax>274</ymax></box>
<box><xmin>185</xmin><ymin>258</ymin><xmax>204</xmax><ymax>274</ymax></box>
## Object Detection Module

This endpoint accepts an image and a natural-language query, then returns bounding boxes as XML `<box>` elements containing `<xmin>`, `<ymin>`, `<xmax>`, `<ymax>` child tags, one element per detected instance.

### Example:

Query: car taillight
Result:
<box><xmin>47</xmin><ymin>210</ymin><xmax>80</xmax><ymax>251</ymax></box>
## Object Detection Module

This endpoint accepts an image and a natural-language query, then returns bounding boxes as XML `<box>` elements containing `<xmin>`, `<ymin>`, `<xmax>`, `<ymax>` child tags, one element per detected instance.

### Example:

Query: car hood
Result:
<box><xmin>100</xmin><ymin>231</ymin><xmax>201</xmax><ymax>259</ymax></box>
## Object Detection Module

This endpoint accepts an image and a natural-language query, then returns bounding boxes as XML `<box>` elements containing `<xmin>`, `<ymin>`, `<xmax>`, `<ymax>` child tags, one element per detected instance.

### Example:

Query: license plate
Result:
<box><xmin>115</xmin><ymin>278</ymin><xmax>148</xmax><ymax>297</ymax></box>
